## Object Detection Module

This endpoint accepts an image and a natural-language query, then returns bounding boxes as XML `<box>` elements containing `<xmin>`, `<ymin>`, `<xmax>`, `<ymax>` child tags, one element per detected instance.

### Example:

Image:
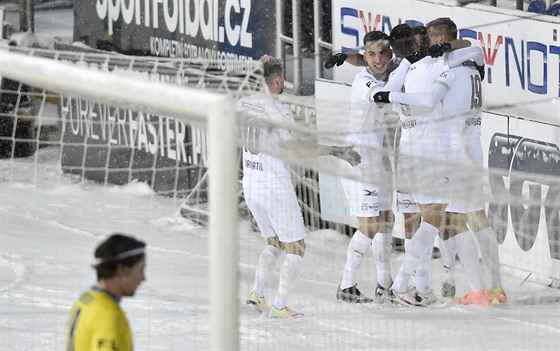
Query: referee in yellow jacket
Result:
<box><xmin>66</xmin><ymin>233</ymin><xmax>146</xmax><ymax>351</ymax></box>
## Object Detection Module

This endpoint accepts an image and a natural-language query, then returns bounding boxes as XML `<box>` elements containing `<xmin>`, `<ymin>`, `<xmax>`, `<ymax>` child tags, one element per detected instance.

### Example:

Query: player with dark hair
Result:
<box><xmin>240</xmin><ymin>55</ymin><xmax>360</xmax><ymax>318</ymax></box>
<box><xmin>335</xmin><ymin>31</ymin><xmax>396</xmax><ymax>304</ymax></box>
<box><xmin>374</xmin><ymin>17</ymin><xmax>495</xmax><ymax>306</ymax></box>
<box><xmin>412</xmin><ymin>25</ymin><xmax>429</xmax><ymax>54</ymax></box>
<box><xmin>66</xmin><ymin>233</ymin><xmax>146</xmax><ymax>350</ymax></box>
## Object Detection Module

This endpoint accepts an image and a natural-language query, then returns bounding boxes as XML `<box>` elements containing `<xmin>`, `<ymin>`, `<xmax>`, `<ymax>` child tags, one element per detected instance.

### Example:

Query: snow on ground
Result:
<box><xmin>1</xmin><ymin>3</ymin><xmax>559</xmax><ymax>350</ymax></box>
<box><xmin>1</xmin><ymin>147</ymin><xmax>560</xmax><ymax>350</ymax></box>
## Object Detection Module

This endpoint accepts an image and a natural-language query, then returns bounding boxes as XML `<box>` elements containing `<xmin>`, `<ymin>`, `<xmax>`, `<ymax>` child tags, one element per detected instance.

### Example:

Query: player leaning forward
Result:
<box><xmin>239</xmin><ymin>55</ymin><xmax>361</xmax><ymax>318</ymax></box>
<box><xmin>335</xmin><ymin>31</ymin><xmax>396</xmax><ymax>303</ymax></box>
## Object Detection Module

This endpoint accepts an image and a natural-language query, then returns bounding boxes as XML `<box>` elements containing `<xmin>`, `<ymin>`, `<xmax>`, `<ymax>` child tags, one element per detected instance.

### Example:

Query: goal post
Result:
<box><xmin>0</xmin><ymin>50</ymin><xmax>239</xmax><ymax>350</ymax></box>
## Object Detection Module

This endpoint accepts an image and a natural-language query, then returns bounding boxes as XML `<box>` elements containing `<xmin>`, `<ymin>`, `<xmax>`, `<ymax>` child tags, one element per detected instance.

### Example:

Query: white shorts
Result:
<box><xmin>339</xmin><ymin>177</ymin><xmax>392</xmax><ymax>217</ymax></box>
<box><xmin>445</xmin><ymin>142</ymin><xmax>485</xmax><ymax>213</ymax></box>
<box><xmin>396</xmin><ymin>190</ymin><xmax>419</xmax><ymax>213</ymax></box>
<box><xmin>243</xmin><ymin>180</ymin><xmax>306</xmax><ymax>243</ymax></box>
<box><xmin>397</xmin><ymin>157</ymin><xmax>450</xmax><ymax>205</ymax></box>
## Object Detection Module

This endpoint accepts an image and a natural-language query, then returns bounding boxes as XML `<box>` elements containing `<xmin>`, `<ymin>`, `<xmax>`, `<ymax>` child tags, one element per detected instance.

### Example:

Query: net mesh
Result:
<box><xmin>1</xmin><ymin>45</ymin><xmax>559</xmax><ymax>350</ymax></box>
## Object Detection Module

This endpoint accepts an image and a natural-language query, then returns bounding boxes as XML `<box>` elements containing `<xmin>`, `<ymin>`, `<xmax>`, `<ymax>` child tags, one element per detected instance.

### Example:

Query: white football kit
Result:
<box><xmin>237</xmin><ymin>95</ymin><xmax>306</xmax><ymax>243</ymax></box>
<box><xmin>391</xmin><ymin>56</ymin><xmax>450</xmax><ymax>205</ymax></box>
<box><xmin>385</xmin><ymin>47</ymin><xmax>484</xmax><ymax>212</ymax></box>
<box><xmin>339</xmin><ymin>68</ymin><xmax>393</xmax><ymax>217</ymax></box>
<box><xmin>440</xmin><ymin>63</ymin><xmax>485</xmax><ymax>213</ymax></box>
<box><xmin>389</xmin><ymin>54</ymin><xmax>485</xmax><ymax>213</ymax></box>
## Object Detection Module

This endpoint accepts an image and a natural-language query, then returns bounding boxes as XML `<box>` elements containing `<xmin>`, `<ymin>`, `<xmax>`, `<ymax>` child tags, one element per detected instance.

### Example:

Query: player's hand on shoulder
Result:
<box><xmin>330</xmin><ymin>146</ymin><xmax>361</xmax><ymax>167</ymax></box>
<box><xmin>373</xmin><ymin>91</ymin><xmax>391</xmax><ymax>105</ymax></box>
<box><xmin>428</xmin><ymin>43</ymin><xmax>452</xmax><ymax>58</ymax></box>
<box><xmin>324</xmin><ymin>53</ymin><xmax>348</xmax><ymax>69</ymax></box>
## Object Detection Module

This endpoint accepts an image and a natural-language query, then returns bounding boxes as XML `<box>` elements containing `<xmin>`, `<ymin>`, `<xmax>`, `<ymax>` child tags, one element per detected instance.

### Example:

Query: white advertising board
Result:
<box><xmin>331</xmin><ymin>0</ymin><xmax>560</xmax><ymax>125</ymax></box>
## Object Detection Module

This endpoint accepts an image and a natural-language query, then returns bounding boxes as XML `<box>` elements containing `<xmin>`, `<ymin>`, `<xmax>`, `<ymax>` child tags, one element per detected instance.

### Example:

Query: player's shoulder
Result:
<box><xmin>353</xmin><ymin>69</ymin><xmax>383</xmax><ymax>88</ymax></box>
<box><xmin>83</xmin><ymin>287</ymin><xmax>121</xmax><ymax>307</ymax></box>
<box><xmin>237</xmin><ymin>95</ymin><xmax>268</xmax><ymax>114</ymax></box>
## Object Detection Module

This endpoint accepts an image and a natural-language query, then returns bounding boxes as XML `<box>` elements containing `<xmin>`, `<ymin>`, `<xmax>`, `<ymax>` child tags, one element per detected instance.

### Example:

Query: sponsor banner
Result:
<box><xmin>59</xmin><ymin>95</ymin><xmax>208</xmax><ymax>196</ymax></box>
<box><xmin>332</xmin><ymin>0</ymin><xmax>560</xmax><ymax>125</ymax></box>
<box><xmin>74</xmin><ymin>0</ymin><xmax>276</xmax><ymax>64</ymax></box>
<box><xmin>483</xmin><ymin>116</ymin><xmax>560</xmax><ymax>279</ymax></box>
<box><xmin>315</xmin><ymin>78</ymin><xmax>559</xmax><ymax>279</ymax></box>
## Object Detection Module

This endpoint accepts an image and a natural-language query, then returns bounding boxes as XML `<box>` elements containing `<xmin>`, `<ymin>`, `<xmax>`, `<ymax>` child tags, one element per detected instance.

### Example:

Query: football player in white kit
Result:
<box><xmin>239</xmin><ymin>55</ymin><xmax>361</xmax><ymax>318</ymax></box>
<box><xmin>374</xmin><ymin>18</ymin><xmax>501</xmax><ymax>306</ymax></box>
<box><xmin>426</xmin><ymin>18</ymin><xmax>506</xmax><ymax>305</ymax></box>
<box><xmin>335</xmin><ymin>31</ymin><xmax>396</xmax><ymax>303</ymax></box>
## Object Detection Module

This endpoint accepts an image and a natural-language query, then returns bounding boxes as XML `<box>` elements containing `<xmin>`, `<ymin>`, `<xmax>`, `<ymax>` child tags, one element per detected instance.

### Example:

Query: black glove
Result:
<box><xmin>373</xmin><ymin>91</ymin><xmax>391</xmax><ymax>104</ymax></box>
<box><xmin>330</xmin><ymin>146</ymin><xmax>361</xmax><ymax>167</ymax></box>
<box><xmin>404</xmin><ymin>52</ymin><xmax>425</xmax><ymax>64</ymax></box>
<box><xmin>475</xmin><ymin>63</ymin><xmax>486</xmax><ymax>81</ymax></box>
<box><xmin>428</xmin><ymin>42</ymin><xmax>452</xmax><ymax>58</ymax></box>
<box><xmin>324</xmin><ymin>53</ymin><xmax>348</xmax><ymax>69</ymax></box>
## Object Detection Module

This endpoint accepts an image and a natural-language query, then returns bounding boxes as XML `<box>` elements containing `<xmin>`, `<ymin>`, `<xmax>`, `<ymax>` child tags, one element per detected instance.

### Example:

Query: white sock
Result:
<box><xmin>340</xmin><ymin>230</ymin><xmax>372</xmax><ymax>290</ymax></box>
<box><xmin>439</xmin><ymin>236</ymin><xmax>457</xmax><ymax>285</ymax></box>
<box><xmin>475</xmin><ymin>227</ymin><xmax>502</xmax><ymax>288</ymax></box>
<box><xmin>404</xmin><ymin>238</ymin><xmax>417</xmax><ymax>288</ymax></box>
<box><xmin>372</xmin><ymin>232</ymin><xmax>393</xmax><ymax>288</ymax></box>
<box><xmin>416</xmin><ymin>245</ymin><xmax>433</xmax><ymax>295</ymax></box>
<box><xmin>392</xmin><ymin>222</ymin><xmax>438</xmax><ymax>293</ymax></box>
<box><xmin>273</xmin><ymin>254</ymin><xmax>303</xmax><ymax>310</ymax></box>
<box><xmin>404</xmin><ymin>238</ymin><xmax>412</xmax><ymax>253</ymax></box>
<box><xmin>252</xmin><ymin>245</ymin><xmax>282</xmax><ymax>297</ymax></box>
<box><xmin>453</xmin><ymin>231</ymin><xmax>486</xmax><ymax>291</ymax></box>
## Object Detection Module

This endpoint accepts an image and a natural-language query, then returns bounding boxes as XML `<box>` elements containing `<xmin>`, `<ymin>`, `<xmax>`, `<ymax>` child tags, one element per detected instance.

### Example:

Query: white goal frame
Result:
<box><xmin>0</xmin><ymin>50</ymin><xmax>239</xmax><ymax>350</ymax></box>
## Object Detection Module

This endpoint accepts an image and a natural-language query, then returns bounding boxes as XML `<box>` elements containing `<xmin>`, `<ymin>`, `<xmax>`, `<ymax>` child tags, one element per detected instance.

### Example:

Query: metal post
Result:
<box><xmin>19</xmin><ymin>0</ymin><xmax>34</xmax><ymax>33</ymax></box>
<box><xmin>516</xmin><ymin>0</ymin><xmax>523</xmax><ymax>10</ymax></box>
<box><xmin>275</xmin><ymin>0</ymin><xmax>283</xmax><ymax>62</ymax></box>
<box><xmin>292</xmin><ymin>0</ymin><xmax>302</xmax><ymax>94</ymax></box>
<box><xmin>0</xmin><ymin>6</ymin><xmax>5</xmax><ymax>39</ymax></box>
<box><xmin>208</xmin><ymin>100</ymin><xmax>239</xmax><ymax>351</ymax></box>
<box><xmin>314</xmin><ymin>0</ymin><xmax>333</xmax><ymax>79</ymax></box>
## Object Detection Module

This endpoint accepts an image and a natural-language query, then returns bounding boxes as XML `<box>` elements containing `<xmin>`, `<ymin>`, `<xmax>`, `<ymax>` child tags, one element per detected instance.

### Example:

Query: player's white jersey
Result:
<box><xmin>396</xmin><ymin>56</ymin><xmax>447</xmax><ymax>158</ymax></box>
<box><xmin>237</xmin><ymin>94</ymin><xmax>294</xmax><ymax>187</ymax></box>
<box><xmin>439</xmin><ymin>64</ymin><xmax>483</xmax><ymax>149</ymax></box>
<box><xmin>347</xmin><ymin>68</ymin><xmax>392</xmax><ymax>170</ymax></box>
<box><xmin>441</xmin><ymin>64</ymin><xmax>485</xmax><ymax>213</ymax></box>
<box><xmin>340</xmin><ymin>68</ymin><xmax>393</xmax><ymax>217</ymax></box>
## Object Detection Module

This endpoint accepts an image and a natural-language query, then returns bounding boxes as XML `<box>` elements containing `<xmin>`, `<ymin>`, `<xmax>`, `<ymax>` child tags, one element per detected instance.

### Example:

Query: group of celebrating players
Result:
<box><xmin>241</xmin><ymin>17</ymin><xmax>507</xmax><ymax>318</ymax></box>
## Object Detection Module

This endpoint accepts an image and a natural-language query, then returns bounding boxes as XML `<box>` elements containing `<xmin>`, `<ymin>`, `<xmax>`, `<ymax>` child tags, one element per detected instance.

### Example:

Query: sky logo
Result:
<box><xmin>461</xmin><ymin>29</ymin><xmax>560</xmax><ymax>96</ymax></box>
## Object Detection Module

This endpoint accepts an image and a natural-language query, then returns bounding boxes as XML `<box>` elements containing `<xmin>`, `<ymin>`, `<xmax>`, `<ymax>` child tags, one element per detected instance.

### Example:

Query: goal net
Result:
<box><xmin>1</xmin><ymin>44</ymin><xmax>559</xmax><ymax>351</ymax></box>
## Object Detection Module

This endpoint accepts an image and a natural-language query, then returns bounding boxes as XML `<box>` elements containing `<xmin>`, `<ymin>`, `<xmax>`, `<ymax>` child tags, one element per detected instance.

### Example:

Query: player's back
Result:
<box><xmin>237</xmin><ymin>94</ymin><xmax>294</xmax><ymax>185</ymax></box>
<box><xmin>441</xmin><ymin>64</ymin><xmax>483</xmax><ymax>147</ymax></box>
